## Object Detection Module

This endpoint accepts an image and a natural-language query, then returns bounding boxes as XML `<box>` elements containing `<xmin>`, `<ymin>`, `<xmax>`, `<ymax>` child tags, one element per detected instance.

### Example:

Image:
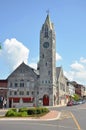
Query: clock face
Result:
<box><xmin>43</xmin><ymin>42</ymin><xmax>49</xmax><ymax>48</ymax></box>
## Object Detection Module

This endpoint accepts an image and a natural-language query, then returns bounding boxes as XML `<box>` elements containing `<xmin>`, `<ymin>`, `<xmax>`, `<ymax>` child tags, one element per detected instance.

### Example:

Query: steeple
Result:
<box><xmin>42</xmin><ymin>14</ymin><xmax>54</xmax><ymax>30</ymax></box>
<box><xmin>45</xmin><ymin>14</ymin><xmax>51</xmax><ymax>25</ymax></box>
<box><xmin>39</xmin><ymin>13</ymin><xmax>56</xmax><ymax>106</ymax></box>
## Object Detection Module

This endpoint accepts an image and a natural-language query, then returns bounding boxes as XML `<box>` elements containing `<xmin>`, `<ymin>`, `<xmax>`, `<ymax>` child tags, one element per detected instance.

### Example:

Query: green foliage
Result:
<box><xmin>5</xmin><ymin>110</ymin><xmax>17</xmax><ymax>117</ymax></box>
<box><xmin>5</xmin><ymin>107</ymin><xmax>49</xmax><ymax>117</ymax></box>
<box><xmin>72</xmin><ymin>94</ymin><xmax>80</xmax><ymax>101</ymax></box>
<box><xmin>17</xmin><ymin>111</ymin><xmax>28</xmax><ymax>117</ymax></box>
<box><xmin>10</xmin><ymin>108</ymin><xmax>17</xmax><ymax>112</ymax></box>
<box><xmin>0</xmin><ymin>43</ymin><xmax>2</xmax><ymax>49</ymax></box>
<box><xmin>27</xmin><ymin>107</ymin><xmax>49</xmax><ymax>115</ymax></box>
<box><xmin>19</xmin><ymin>107</ymin><xmax>28</xmax><ymax>112</ymax></box>
<box><xmin>27</xmin><ymin>108</ymin><xmax>36</xmax><ymax>115</ymax></box>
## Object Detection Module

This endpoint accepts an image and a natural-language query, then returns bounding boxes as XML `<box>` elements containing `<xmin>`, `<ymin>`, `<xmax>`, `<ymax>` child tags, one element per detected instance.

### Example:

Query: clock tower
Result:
<box><xmin>38</xmin><ymin>14</ymin><xmax>57</xmax><ymax>106</ymax></box>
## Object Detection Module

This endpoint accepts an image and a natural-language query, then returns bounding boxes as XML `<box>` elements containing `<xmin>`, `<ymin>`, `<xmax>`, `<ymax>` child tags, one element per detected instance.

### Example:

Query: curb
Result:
<box><xmin>0</xmin><ymin>112</ymin><xmax>61</xmax><ymax>121</ymax></box>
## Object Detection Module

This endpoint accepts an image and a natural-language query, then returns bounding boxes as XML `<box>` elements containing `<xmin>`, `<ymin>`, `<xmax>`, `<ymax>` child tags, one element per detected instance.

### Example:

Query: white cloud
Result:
<box><xmin>0</xmin><ymin>39</ymin><xmax>62</xmax><ymax>77</ymax></box>
<box><xmin>56</xmin><ymin>52</ymin><xmax>62</xmax><ymax>61</ymax></box>
<box><xmin>1</xmin><ymin>39</ymin><xmax>86</xmax><ymax>85</ymax></box>
<box><xmin>70</xmin><ymin>61</ymin><xmax>84</xmax><ymax>71</ymax></box>
<box><xmin>80</xmin><ymin>57</ymin><xmax>86</xmax><ymax>64</ymax></box>
<box><xmin>64</xmin><ymin>71</ymin><xmax>75</xmax><ymax>81</ymax></box>
<box><xmin>65</xmin><ymin>57</ymin><xmax>86</xmax><ymax>85</ymax></box>
<box><xmin>2</xmin><ymin>38</ymin><xmax>29</xmax><ymax>71</ymax></box>
<box><xmin>29</xmin><ymin>63</ymin><xmax>37</xmax><ymax>69</ymax></box>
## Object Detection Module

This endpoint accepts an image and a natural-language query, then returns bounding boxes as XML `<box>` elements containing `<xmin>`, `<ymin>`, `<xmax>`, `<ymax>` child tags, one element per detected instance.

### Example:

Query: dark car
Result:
<box><xmin>67</xmin><ymin>101</ymin><xmax>73</xmax><ymax>106</ymax></box>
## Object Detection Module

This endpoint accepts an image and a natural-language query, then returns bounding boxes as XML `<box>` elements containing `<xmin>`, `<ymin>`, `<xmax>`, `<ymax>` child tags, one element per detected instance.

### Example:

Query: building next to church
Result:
<box><xmin>0</xmin><ymin>80</ymin><xmax>8</xmax><ymax>99</ymax></box>
<box><xmin>6</xmin><ymin>14</ymin><xmax>69</xmax><ymax>108</ymax></box>
<box><xmin>0</xmin><ymin>80</ymin><xmax>8</xmax><ymax>108</ymax></box>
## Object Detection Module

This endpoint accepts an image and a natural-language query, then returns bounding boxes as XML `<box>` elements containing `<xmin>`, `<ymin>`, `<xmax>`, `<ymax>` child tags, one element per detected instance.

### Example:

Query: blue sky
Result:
<box><xmin>0</xmin><ymin>0</ymin><xmax>86</xmax><ymax>85</ymax></box>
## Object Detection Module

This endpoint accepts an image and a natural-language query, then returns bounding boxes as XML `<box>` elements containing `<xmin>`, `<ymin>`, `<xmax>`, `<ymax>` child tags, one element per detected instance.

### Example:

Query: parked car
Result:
<box><xmin>77</xmin><ymin>100</ymin><xmax>86</xmax><ymax>104</ymax></box>
<box><xmin>72</xmin><ymin>100</ymin><xmax>79</xmax><ymax>105</ymax></box>
<box><xmin>67</xmin><ymin>101</ymin><xmax>73</xmax><ymax>106</ymax></box>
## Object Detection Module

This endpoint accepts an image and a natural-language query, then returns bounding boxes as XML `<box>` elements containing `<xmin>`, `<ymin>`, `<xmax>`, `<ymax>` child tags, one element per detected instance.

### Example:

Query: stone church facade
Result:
<box><xmin>7</xmin><ymin>14</ymin><xmax>67</xmax><ymax>108</ymax></box>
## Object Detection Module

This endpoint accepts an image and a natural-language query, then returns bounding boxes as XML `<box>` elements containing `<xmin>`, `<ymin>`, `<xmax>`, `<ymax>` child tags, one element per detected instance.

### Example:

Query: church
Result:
<box><xmin>7</xmin><ymin>14</ymin><xmax>68</xmax><ymax>108</ymax></box>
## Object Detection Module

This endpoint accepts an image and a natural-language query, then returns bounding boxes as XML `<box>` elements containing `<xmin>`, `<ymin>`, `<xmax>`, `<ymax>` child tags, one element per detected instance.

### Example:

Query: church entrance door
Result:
<box><xmin>43</xmin><ymin>95</ymin><xmax>49</xmax><ymax>106</ymax></box>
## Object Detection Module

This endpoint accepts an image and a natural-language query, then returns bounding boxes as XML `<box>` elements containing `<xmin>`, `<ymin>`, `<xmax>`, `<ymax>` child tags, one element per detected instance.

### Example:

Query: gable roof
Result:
<box><xmin>7</xmin><ymin>62</ymin><xmax>39</xmax><ymax>79</ymax></box>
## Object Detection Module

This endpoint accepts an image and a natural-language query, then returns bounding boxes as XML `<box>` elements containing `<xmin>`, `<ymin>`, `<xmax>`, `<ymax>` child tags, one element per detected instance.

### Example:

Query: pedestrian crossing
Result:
<box><xmin>59</xmin><ymin>111</ymin><xmax>72</xmax><ymax>120</ymax></box>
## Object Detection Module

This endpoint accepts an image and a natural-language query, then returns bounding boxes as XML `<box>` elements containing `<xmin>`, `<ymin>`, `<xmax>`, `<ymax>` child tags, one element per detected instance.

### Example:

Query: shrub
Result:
<box><xmin>5</xmin><ymin>107</ymin><xmax>49</xmax><ymax>117</ymax></box>
<box><xmin>27</xmin><ymin>107</ymin><xmax>49</xmax><ymax>115</ymax></box>
<box><xmin>10</xmin><ymin>108</ymin><xmax>17</xmax><ymax>112</ymax></box>
<box><xmin>17</xmin><ymin>111</ymin><xmax>28</xmax><ymax>117</ymax></box>
<box><xmin>42</xmin><ymin>107</ymin><xmax>49</xmax><ymax>113</ymax></box>
<box><xmin>5</xmin><ymin>110</ymin><xmax>17</xmax><ymax>117</ymax></box>
<box><xmin>27</xmin><ymin>108</ymin><xmax>35</xmax><ymax>115</ymax></box>
<box><xmin>19</xmin><ymin>107</ymin><xmax>28</xmax><ymax>112</ymax></box>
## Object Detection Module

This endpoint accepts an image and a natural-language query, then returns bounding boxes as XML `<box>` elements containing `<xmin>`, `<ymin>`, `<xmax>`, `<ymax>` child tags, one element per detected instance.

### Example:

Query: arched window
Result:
<box><xmin>44</xmin><ymin>25</ymin><xmax>48</xmax><ymax>38</ymax></box>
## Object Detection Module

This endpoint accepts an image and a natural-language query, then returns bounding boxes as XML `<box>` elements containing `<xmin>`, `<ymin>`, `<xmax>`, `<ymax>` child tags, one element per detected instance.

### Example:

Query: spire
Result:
<box><xmin>44</xmin><ymin>12</ymin><xmax>54</xmax><ymax>30</ymax></box>
<box><xmin>41</xmin><ymin>12</ymin><xmax>54</xmax><ymax>32</ymax></box>
<box><xmin>45</xmin><ymin>13</ymin><xmax>51</xmax><ymax>25</ymax></box>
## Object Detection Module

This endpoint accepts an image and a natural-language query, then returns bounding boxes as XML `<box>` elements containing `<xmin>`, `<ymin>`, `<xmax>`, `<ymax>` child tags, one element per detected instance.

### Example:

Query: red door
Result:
<box><xmin>43</xmin><ymin>95</ymin><xmax>49</xmax><ymax>106</ymax></box>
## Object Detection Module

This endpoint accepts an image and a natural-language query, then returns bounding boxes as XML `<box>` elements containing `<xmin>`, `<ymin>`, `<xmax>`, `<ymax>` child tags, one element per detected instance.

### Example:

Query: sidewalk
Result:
<box><xmin>38</xmin><ymin>110</ymin><xmax>61</xmax><ymax>120</ymax></box>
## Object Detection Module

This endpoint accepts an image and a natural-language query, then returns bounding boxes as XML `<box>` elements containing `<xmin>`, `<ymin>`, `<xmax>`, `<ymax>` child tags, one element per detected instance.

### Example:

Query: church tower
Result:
<box><xmin>38</xmin><ymin>14</ymin><xmax>57</xmax><ymax>106</ymax></box>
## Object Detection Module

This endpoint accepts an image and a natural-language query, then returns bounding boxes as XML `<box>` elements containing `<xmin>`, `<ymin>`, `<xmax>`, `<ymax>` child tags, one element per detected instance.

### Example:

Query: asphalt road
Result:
<box><xmin>0</xmin><ymin>119</ymin><xmax>78</xmax><ymax>130</ymax></box>
<box><xmin>0</xmin><ymin>103</ymin><xmax>86</xmax><ymax>130</ymax></box>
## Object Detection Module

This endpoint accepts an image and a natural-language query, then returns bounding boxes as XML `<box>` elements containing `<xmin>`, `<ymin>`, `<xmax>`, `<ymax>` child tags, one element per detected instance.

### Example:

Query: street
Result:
<box><xmin>0</xmin><ymin>103</ymin><xmax>86</xmax><ymax>130</ymax></box>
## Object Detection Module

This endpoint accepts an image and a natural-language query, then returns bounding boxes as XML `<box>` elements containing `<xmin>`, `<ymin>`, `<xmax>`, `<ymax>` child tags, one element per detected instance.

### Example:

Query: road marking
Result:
<box><xmin>59</xmin><ymin>111</ymin><xmax>72</xmax><ymax>120</ymax></box>
<box><xmin>7</xmin><ymin>122</ymin><xmax>79</xmax><ymax>129</ymax></box>
<box><xmin>70</xmin><ymin>112</ymin><xmax>81</xmax><ymax>130</ymax></box>
<box><xmin>0</xmin><ymin>119</ymin><xmax>78</xmax><ymax>129</ymax></box>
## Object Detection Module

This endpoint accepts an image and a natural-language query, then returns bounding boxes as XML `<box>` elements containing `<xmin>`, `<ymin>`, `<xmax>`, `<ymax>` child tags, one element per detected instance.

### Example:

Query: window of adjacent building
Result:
<box><xmin>9</xmin><ymin>91</ymin><xmax>12</xmax><ymax>95</ymax></box>
<box><xmin>14</xmin><ymin>91</ymin><xmax>17</xmax><ymax>95</ymax></box>
<box><xmin>20</xmin><ymin>79</ymin><xmax>24</xmax><ymax>87</ymax></box>
<box><xmin>48</xmin><ymin>80</ymin><xmax>50</xmax><ymax>83</ymax></box>
<box><xmin>20</xmin><ymin>83</ymin><xmax>24</xmax><ymax>87</ymax></box>
<box><xmin>45</xmin><ymin>62</ymin><xmax>47</xmax><ymax>66</ymax></box>
<box><xmin>42</xmin><ymin>54</ymin><xmax>44</xmax><ymax>58</ymax></box>
<box><xmin>37</xmin><ymin>91</ymin><xmax>39</xmax><ymax>95</ymax></box>
<box><xmin>20</xmin><ymin>69</ymin><xmax>24</xmax><ymax>73</ymax></box>
<box><xmin>31</xmin><ymin>82</ymin><xmax>34</xmax><ymax>88</ymax></box>
<box><xmin>19</xmin><ymin>91</ymin><xmax>24</xmax><ymax>95</ymax></box>
<box><xmin>27</xmin><ymin>81</ymin><xmax>30</xmax><ymax>87</ymax></box>
<box><xmin>48</xmin><ymin>71</ymin><xmax>51</xmax><ymax>75</ymax></box>
<box><xmin>26</xmin><ymin>91</ymin><xmax>29</xmax><ymax>95</ymax></box>
<box><xmin>45</xmin><ymin>80</ymin><xmax>47</xmax><ymax>83</ymax></box>
<box><xmin>60</xmin><ymin>83</ymin><xmax>65</xmax><ymax>92</ymax></box>
<box><xmin>63</xmin><ymin>86</ymin><xmax>65</xmax><ymax>92</ymax></box>
<box><xmin>32</xmin><ymin>91</ymin><xmax>34</xmax><ymax>95</ymax></box>
<box><xmin>10</xmin><ymin>82</ymin><xmax>12</xmax><ymax>87</ymax></box>
<box><xmin>42</xmin><ymin>80</ymin><xmax>44</xmax><ymax>83</ymax></box>
<box><xmin>15</xmin><ymin>83</ymin><xmax>18</xmax><ymax>87</ymax></box>
<box><xmin>60</xmin><ymin>83</ymin><xmax>63</xmax><ymax>90</ymax></box>
<box><xmin>40</xmin><ymin>88</ymin><xmax>42</xmax><ymax>90</ymax></box>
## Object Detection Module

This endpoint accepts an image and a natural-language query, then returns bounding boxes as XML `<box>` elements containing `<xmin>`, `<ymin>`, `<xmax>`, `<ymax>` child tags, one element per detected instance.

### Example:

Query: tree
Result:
<box><xmin>72</xmin><ymin>94</ymin><xmax>80</xmax><ymax>101</ymax></box>
<box><xmin>0</xmin><ymin>43</ymin><xmax>2</xmax><ymax>49</ymax></box>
